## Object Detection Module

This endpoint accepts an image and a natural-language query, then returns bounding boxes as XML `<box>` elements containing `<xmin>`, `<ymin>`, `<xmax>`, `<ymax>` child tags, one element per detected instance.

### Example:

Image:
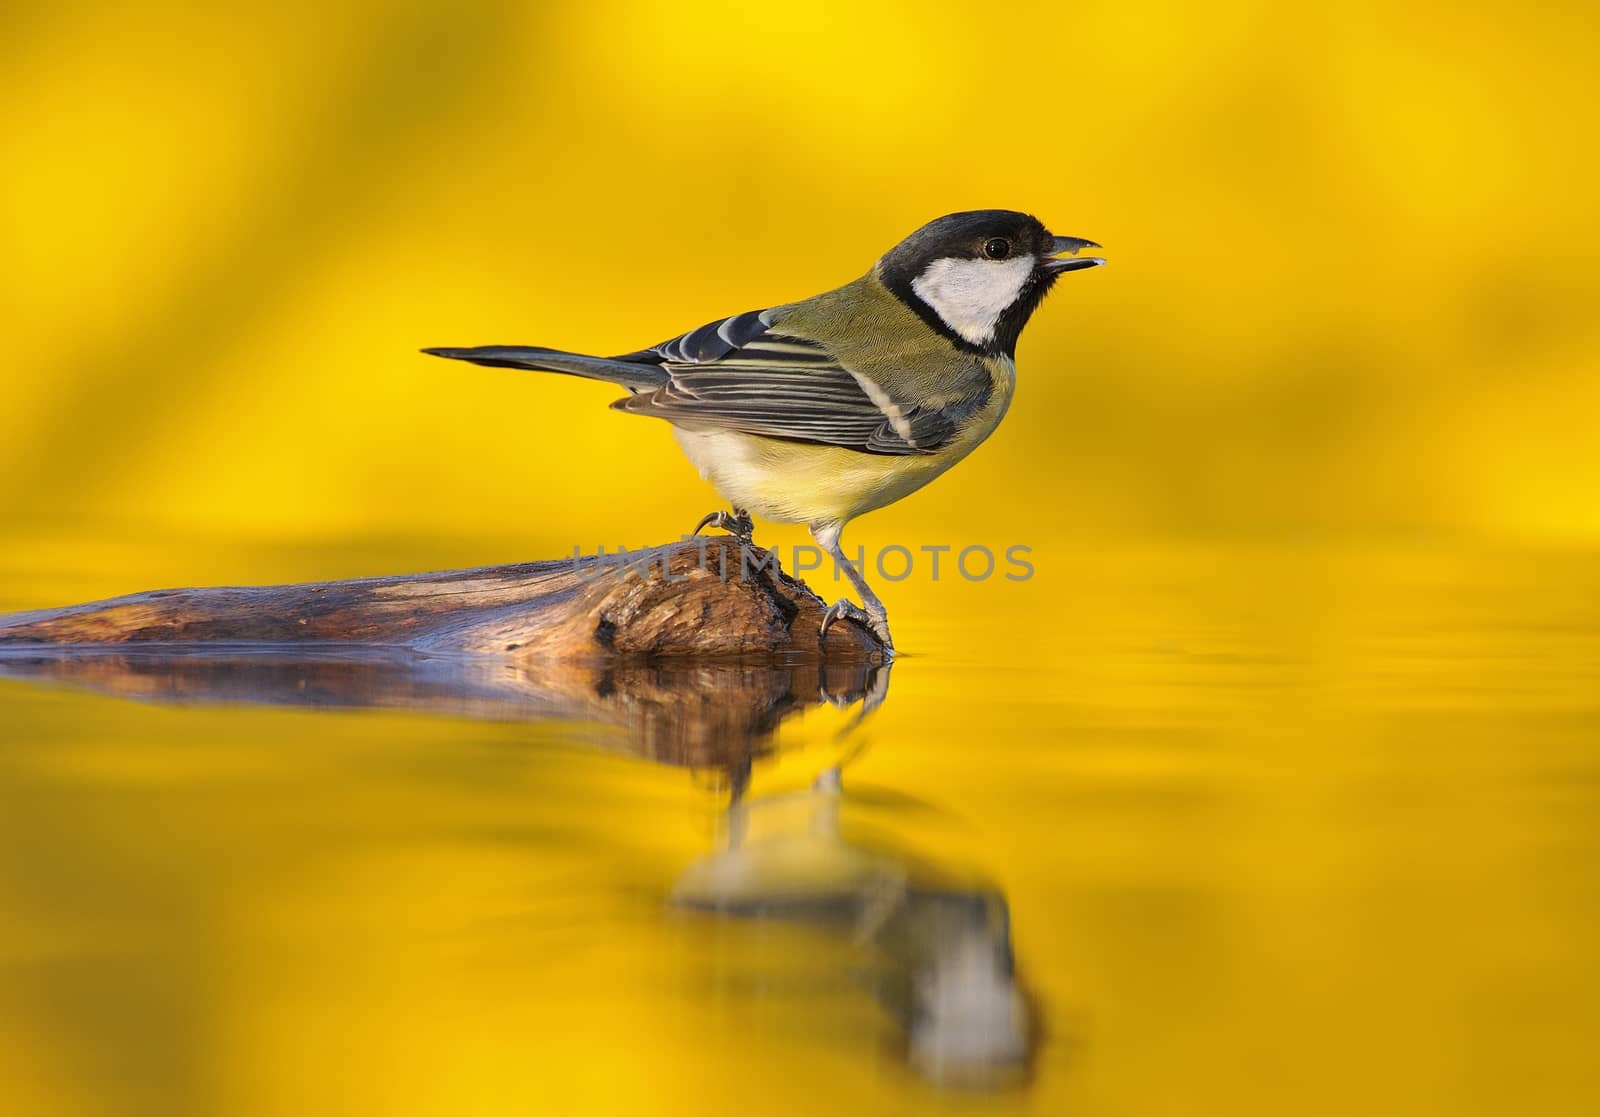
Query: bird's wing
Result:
<box><xmin>610</xmin><ymin>309</ymin><xmax>991</xmax><ymax>456</ymax></box>
<box><xmin>611</xmin><ymin>307</ymin><xmax>794</xmax><ymax>365</ymax></box>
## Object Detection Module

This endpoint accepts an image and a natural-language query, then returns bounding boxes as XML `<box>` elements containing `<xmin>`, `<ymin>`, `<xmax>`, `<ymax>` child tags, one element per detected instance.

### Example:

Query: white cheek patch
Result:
<box><xmin>910</xmin><ymin>256</ymin><xmax>1035</xmax><ymax>345</ymax></box>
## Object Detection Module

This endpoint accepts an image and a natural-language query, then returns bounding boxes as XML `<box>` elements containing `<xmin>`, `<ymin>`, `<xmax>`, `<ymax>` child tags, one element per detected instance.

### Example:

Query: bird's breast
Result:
<box><xmin>667</xmin><ymin>356</ymin><xmax>1015</xmax><ymax>527</ymax></box>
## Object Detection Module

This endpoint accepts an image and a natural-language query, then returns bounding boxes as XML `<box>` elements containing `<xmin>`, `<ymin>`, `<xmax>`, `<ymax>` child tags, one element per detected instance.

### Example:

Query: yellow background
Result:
<box><xmin>3</xmin><ymin>0</ymin><xmax>1598</xmax><ymax>605</ymax></box>
<box><xmin>3</xmin><ymin>8</ymin><xmax>1599</xmax><ymax>1115</ymax></box>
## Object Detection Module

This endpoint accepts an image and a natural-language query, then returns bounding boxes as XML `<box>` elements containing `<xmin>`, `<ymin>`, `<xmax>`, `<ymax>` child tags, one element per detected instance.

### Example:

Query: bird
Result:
<box><xmin>424</xmin><ymin>210</ymin><xmax>1104</xmax><ymax>654</ymax></box>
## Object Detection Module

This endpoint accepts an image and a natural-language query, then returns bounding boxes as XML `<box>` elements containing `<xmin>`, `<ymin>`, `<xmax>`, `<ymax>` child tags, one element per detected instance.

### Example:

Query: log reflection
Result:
<box><xmin>0</xmin><ymin>648</ymin><xmax>890</xmax><ymax>772</ymax></box>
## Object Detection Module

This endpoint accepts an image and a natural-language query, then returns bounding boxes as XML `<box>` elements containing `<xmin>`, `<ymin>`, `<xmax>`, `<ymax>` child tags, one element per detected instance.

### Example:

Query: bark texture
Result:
<box><xmin>0</xmin><ymin>537</ymin><xmax>886</xmax><ymax>663</ymax></box>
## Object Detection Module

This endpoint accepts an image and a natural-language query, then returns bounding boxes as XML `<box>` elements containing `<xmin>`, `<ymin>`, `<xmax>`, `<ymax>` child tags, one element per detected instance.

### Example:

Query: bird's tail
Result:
<box><xmin>421</xmin><ymin>346</ymin><xmax>668</xmax><ymax>391</ymax></box>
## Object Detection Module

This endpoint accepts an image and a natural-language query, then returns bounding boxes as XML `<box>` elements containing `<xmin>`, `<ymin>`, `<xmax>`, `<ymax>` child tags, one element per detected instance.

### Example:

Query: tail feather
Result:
<box><xmin>421</xmin><ymin>346</ymin><xmax>668</xmax><ymax>391</ymax></box>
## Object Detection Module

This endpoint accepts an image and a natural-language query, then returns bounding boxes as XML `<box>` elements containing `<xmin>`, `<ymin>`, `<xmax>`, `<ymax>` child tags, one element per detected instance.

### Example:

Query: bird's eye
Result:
<box><xmin>983</xmin><ymin>237</ymin><xmax>1011</xmax><ymax>260</ymax></box>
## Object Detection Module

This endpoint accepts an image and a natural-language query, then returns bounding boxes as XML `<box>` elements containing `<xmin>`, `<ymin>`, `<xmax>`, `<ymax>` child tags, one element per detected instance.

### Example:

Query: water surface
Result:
<box><xmin>2</xmin><ymin>544</ymin><xmax>1597</xmax><ymax>1115</ymax></box>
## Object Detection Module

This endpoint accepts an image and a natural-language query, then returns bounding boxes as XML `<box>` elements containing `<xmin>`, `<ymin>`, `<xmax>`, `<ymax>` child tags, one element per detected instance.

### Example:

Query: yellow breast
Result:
<box><xmin>671</xmin><ymin>355</ymin><xmax>1014</xmax><ymax>528</ymax></box>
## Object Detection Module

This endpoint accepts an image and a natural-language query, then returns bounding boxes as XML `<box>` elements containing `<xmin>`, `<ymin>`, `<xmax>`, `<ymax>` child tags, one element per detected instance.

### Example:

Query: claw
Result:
<box><xmin>819</xmin><ymin>599</ymin><xmax>894</xmax><ymax>655</ymax></box>
<box><xmin>691</xmin><ymin>508</ymin><xmax>754</xmax><ymax>541</ymax></box>
<box><xmin>866</xmin><ymin>616</ymin><xmax>894</xmax><ymax>653</ymax></box>
<box><xmin>819</xmin><ymin>598</ymin><xmax>869</xmax><ymax>640</ymax></box>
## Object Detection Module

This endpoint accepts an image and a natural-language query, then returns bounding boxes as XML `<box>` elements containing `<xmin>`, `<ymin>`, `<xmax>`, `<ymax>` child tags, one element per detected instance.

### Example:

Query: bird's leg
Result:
<box><xmin>691</xmin><ymin>506</ymin><xmax>754</xmax><ymax>542</ymax></box>
<box><xmin>812</xmin><ymin>523</ymin><xmax>894</xmax><ymax>653</ymax></box>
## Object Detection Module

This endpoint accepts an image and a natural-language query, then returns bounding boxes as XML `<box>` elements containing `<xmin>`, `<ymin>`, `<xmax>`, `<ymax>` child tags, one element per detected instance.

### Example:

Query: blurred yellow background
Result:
<box><xmin>2</xmin><ymin>0</ymin><xmax>1597</xmax><ymax>598</ymax></box>
<box><xmin>4</xmin><ymin>8</ymin><xmax>1600</xmax><ymax>1116</ymax></box>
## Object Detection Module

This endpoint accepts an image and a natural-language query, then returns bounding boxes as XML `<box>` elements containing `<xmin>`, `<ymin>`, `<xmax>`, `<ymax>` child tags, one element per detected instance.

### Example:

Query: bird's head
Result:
<box><xmin>876</xmin><ymin>210</ymin><xmax>1103</xmax><ymax>358</ymax></box>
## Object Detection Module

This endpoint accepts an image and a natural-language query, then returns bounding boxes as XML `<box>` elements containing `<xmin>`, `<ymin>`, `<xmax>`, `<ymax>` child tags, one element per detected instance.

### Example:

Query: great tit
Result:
<box><xmin>425</xmin><ymin>210</ymin><xmax>1103</xmax><ymax>653</ymax></box>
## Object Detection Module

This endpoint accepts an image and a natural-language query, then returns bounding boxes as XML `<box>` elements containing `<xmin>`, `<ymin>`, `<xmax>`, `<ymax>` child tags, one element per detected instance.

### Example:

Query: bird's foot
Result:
<box><xmin>819</xmin><ymin>599</ymin><xmax>895</xmax><ymax>655</ymax></box>
<box><xmin>691</xmin><ymin>508</ymin><xmax>754</xmax><ymax>542</ymax></box>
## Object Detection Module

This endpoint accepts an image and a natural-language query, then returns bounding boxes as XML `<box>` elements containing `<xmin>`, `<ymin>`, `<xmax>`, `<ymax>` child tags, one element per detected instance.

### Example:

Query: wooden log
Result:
<box><xmin>0</xmin><ymin>537</ymin><xmax>886</xmax><ymax>662</ymax></box>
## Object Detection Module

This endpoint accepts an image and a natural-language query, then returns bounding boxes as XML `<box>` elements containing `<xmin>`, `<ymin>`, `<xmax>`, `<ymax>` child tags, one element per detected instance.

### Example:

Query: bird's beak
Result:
<box><xmin>1043</xmin><ymin>235</ymin><xmax>1106</xmax><ymax>273</ymax></box>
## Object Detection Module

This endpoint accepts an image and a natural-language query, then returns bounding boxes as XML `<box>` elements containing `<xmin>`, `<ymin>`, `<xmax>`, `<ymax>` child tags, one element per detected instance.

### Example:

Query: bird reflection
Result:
<box><xmin>672</xmin><ymin>766</ymin><xmax>1035</xmax><ymax>1089</ymax></box>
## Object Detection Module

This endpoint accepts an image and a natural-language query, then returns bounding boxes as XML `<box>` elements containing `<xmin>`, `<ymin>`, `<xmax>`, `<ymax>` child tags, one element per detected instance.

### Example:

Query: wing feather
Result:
<box><xmin>608</xmin><ymin>307</ymin><xmax>989</xmax><ymax>456</ymax></box>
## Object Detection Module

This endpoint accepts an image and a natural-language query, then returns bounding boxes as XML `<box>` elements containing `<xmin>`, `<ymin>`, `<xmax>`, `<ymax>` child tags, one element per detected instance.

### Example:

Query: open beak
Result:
<box><xmin>1043</xmin><ymin>234</ymin><xmax>1106</xmax><ymax>273</ymax></box>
